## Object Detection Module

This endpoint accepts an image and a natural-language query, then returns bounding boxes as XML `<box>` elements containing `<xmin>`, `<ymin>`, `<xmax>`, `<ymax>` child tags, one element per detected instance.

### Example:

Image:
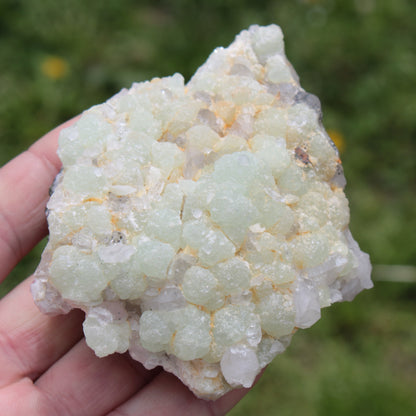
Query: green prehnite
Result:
<box><xmin>31</xmin><ymin>24</ymin><xmax>372</xmax><ymax>400</ymax></box>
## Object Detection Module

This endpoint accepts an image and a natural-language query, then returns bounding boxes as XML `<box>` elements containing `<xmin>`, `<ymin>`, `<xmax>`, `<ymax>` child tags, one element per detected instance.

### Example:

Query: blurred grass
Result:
<box><xmin>0</xmin><ymin>0</ymin><xmax>415</xmax><ymax>414</ymax></box>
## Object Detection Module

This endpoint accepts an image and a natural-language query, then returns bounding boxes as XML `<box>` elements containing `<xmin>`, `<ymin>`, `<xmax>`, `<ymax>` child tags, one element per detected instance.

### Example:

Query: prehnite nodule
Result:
<box><xmin>32</xmin><ymin>24</ymin><xmax>372</xmax><ymax>400</ymax></box>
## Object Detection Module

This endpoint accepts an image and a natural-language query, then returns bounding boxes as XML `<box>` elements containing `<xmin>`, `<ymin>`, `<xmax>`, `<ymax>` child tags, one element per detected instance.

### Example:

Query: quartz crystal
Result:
<box><xmin>32</xmin><ymin>24</ymin><xmax>372</xmax><ymax>400</ymax></box>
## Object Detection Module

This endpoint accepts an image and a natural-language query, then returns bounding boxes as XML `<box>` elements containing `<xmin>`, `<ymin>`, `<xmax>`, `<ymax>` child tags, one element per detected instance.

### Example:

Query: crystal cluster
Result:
<box><xmin>32</xmin><ymin>24</ymin><xmax>372</xmax><ymax>399</ymax></box>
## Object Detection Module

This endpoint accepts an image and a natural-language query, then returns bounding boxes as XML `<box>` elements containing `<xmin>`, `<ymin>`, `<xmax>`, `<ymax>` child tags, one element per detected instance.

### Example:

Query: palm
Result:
<box><xmin>0</xmin><ymin>119</ymin><xmax>252</xmax><ymax>415</ymax></box>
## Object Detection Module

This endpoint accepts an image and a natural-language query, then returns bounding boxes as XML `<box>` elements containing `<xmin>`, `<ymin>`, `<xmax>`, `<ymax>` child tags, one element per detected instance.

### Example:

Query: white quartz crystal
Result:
<box><xmin>32</xmin><ymin>24</ymin><xmax>372</xmax><ymax>400</ymax></box>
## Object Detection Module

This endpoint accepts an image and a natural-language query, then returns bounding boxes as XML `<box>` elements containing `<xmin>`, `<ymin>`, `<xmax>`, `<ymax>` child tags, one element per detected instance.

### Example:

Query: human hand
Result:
<box><xmin>0</xmin><ymin>119</ymin><xmax>255</xmax><ymax>415</ymax></box>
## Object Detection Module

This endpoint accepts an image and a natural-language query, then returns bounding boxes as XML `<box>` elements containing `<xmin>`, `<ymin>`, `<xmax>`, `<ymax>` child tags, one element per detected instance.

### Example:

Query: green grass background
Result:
<box><xmin>0</xmin><ymin>0</ymin><xmax>415</xmax><ymax>414</ymax></box>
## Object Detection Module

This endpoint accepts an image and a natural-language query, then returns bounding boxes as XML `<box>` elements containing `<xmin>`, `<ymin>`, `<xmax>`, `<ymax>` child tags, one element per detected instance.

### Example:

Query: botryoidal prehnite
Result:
<box><xmin>32</xmin><ymin>24</ymin><xmax>372</xmax><ymax>400</ymax></box>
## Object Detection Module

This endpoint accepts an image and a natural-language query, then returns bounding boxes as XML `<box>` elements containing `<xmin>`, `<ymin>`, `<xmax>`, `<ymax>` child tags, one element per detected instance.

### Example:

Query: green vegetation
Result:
<box><xmin>0</xmin><ymin>0</ymin><xmax>415</xmax><ymax>414</ymax></box>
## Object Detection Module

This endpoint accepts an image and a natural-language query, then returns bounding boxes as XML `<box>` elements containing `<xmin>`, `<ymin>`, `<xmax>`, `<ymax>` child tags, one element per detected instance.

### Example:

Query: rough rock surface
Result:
<box><xmin>32</xmin><ymin>24</ymin><xmax>372</xmax><ymax>400</ymax></box>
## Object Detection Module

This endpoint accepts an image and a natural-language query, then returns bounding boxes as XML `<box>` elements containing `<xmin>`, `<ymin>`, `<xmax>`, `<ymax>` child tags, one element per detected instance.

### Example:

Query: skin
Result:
<box><xmin>0</xmin><ymin>118</ymin><xmax>259</xmax><ymax>415</ymax></box>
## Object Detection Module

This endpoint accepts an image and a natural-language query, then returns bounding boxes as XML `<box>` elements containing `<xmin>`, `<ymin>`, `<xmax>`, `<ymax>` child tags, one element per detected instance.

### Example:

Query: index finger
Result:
<box><xmin>0</xmin><ymin>116</ymin><xmax>80</xmax><ymax>283</ymax></box>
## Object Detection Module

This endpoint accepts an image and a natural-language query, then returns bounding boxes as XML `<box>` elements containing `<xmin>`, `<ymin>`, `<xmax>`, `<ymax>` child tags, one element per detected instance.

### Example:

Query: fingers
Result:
<box><xmin>0</xmin><ymin>275</ymin><xmax>254</xmax><ymax>415</ymax></box>
<box><xmin>35</xmin><ymin>340</ymin><xmax>161</xmax><ymax>416</ymax></box>
<box><xmin>0</xmin><ymin>377</ymin><xmax>58</xmax><ymax>416</ymax></box>
<box><xmin>108</xmin><ymin>371</ymin><xmax>252</xmax><ymax>416</ymax></box>
<box><xmin>0</xmin><ymin>116</ymin><xmax>79</xmax><ymax>282</ymax></box>
<box><xmin>0</xmin><ymin>278</ymin><xmax>84</xmax><ymax>388</ymax></box>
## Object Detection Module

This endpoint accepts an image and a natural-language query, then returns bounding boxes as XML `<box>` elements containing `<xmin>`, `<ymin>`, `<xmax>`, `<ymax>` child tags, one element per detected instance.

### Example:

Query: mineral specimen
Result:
<box><xmin>32</xmin><ymin>24</ymin><xmax>372</xmax><ymax>399</ymax></box>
